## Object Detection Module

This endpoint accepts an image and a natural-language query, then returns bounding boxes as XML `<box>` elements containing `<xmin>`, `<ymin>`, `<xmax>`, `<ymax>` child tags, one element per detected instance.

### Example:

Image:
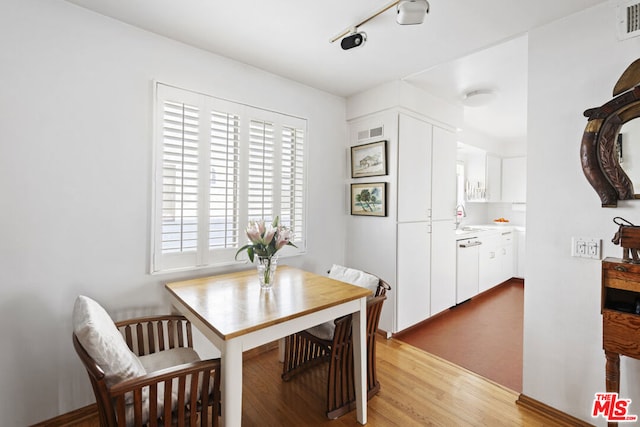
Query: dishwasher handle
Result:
<box><xmin>459</xmin><ymin>241</ymin><xmax>482</xmax><ymax>248</ymax></box>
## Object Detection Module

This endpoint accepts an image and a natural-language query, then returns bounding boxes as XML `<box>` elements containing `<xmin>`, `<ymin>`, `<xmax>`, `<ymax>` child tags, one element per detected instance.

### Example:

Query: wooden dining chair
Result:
<box><xmin>72</xmin><ymin>295</ymin><xmax>221</xmax><ymax>427</ymax></box>
<box><xmin>281</xmin><ymin>265</ymin><xmax>390</xmax><ymax>419</ymax></box>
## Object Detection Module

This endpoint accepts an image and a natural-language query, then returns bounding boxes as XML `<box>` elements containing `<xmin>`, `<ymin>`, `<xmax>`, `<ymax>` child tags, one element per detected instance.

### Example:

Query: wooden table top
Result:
<box><xmin>165</xmin><ymin>265</ymin><xmax>372</xmax><ymax>340</ymax></box>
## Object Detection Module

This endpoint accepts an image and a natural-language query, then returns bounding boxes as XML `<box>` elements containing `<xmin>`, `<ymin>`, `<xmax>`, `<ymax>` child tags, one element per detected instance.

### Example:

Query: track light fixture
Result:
<box><xmin>331</xmin><ymin>0</ymin><xmax>429</xmax><ymax>48</ymax></box>
<box><xmin>396</xmin><ymin>0</ymin><xmax>429</xmax><ymax>25</ymax></box>
<box><xmin>341</xmin><ymin>31</ymin><xmax>367</xmax><ymax>50</ymax></box>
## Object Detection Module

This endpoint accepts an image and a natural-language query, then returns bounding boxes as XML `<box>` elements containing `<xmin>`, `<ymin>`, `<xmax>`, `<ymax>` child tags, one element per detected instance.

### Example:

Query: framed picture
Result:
<box><xmin>351</xmin><ymin>140</ymin><xmax>387</xmax><ymax>178</ymax></box>
<box><xmin>351</xmin><ymin>182</ymin><xmax>387</xmax><ymax>217</ymax></box>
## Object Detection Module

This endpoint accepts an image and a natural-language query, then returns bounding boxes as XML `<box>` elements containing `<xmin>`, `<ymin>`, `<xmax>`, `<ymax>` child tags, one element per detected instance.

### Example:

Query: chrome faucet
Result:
<box><xmin>455</xmin><ymin>204</ymin><xmax>467</xmax><ymax>229</ymax></box>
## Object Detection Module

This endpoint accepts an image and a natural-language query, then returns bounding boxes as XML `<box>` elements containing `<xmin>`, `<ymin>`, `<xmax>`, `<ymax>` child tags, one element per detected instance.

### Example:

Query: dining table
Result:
<box><xmin>164</xmin><ymin>265</ymin><xmax>372</xmax><ymax>426</ymax></box>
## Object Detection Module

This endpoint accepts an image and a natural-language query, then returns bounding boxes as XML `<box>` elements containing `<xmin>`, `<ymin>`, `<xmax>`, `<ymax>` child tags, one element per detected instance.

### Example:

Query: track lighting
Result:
<box><xmin>396</xmin><ymin>0</ymin><xmax>429</xmax><ymax>25</ymax></box>
<box><xmin>330</xmin><ymin>0</ymin><xmax>430</xmax><ymax>48</ymax></box>
<box><xmin>341</xmin><ymin>31</ymin><xmax>367</xmax><ymax>50</ymax></box>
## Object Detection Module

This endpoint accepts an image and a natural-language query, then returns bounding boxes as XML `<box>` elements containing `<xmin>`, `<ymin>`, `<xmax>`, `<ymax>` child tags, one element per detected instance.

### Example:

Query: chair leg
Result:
<box><xmin>326</xmin><ymin>297</ymin><xmax>386</xmax><ymax>419</ymax></box>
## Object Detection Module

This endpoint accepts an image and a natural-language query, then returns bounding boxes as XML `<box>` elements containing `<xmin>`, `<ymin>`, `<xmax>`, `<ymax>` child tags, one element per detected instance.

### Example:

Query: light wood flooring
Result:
<box><xmin>63</xmin><ymin>336</ymin><xmax>560</xmax><ymax>426</ymax></box>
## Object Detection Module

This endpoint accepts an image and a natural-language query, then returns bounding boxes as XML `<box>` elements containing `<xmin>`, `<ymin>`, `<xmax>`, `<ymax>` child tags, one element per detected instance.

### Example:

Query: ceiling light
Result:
<box><xmin>396</xmin><ymin>0</ymin><xmax>429</xmax><ymax>25</ymax></box>
<box><xmin>462</xmin><ymin>89</ymin><xmax>497</xmax><ymax>107</ymax></box>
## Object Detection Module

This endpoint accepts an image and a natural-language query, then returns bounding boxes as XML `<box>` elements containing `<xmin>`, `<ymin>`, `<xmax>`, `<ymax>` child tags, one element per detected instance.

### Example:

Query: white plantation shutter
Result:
<box><xmin>281</xmin><ymin>126</ymin><xmax>305</xmax><ymax>243</ymax></box>
<box><xmin>248</xmin><ymin>120</ymin><xmax>275</xmax><ymax>222</ymax></box>
<box><xmin>152</xmin><ymin>83</ymin><xmax>306</xmax><ymax>273</ymax></box>
<box><xmin>209</xmin><ymin>110</ymin><xmax>240</xmax><ymax>249</ymax></box>
<box><xmin>160</xmin><ymin>100</ymin><xmax>199</xmax><ymax>254</ymax></box>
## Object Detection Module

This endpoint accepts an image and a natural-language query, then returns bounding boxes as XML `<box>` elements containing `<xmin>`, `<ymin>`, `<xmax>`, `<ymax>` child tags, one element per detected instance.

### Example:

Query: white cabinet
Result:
<box><xmin>460</xmin><ymin>148</ymin><xmax>502</xmax><ymax>203</ymax></box>
<box><xmin>429</xmin><ymin>126</ymin><xmax>457</xmax><ymax>315</ymax></box>
<box><xmin>463</xmin><ymin>147</ymin><xmax>487</xmax><ymax>202</ymax></box>
<box><xmin>431</xmin><ymin>220</ymin><xmax>457</xmax><ymax>314</ymax></box>
<box><xmin>398</xmin><ymin>114</ymin><xmax>432</xmax><ymax>222</ymax></box>
<box><xmin>431</xmin><ymin>127</ymin><xmax>457</xmax><ymax>220</ymax></box>
<box><xmin>454</xmin><ymin>229</ymin><xmax>519</xmax><ymax>306</ymax></box>
<box><xmin>456</xmin><ymin>238</ymin><xmax>480</xmax><ymax>303</ymax></box>
<box><xmin>502</xmin><ymin>157</ymin><xmax>527</xmax><ymax>203</ymax></box>
<box><xmin>478</xmin><ymin>231</ymin><xmax>515</xmax><ymax>293</ymax></box>
<box><xmin>516</xmin><ymin>229</ymin><xmax>526</xmax><ymax>278</ymax></box>
<box><xmin>397</xmin><ymin>222</ymin><xmax>431</xmax><ymax>330</ymax></box>
<box><xmin>348</xmin><ymin>111</ymin><xmax>457</xmax><ymax>333</ymax></box>
<box><xmin>478</xmin><ymin>233</ymin><xmax>501</xmax><ymax>293</ymax></box>
<box><xmin>499</xmin><ymin>231</ymin><xmax>515</xmax><ymax>282</ymax></box>
<box><xmin>486</xmin><ymin>154</ymin><xmax>502</xmax><ymax>202</ymax></box>
<box><xmin>396</xmin><ymin>114</ymin><xmax>458</xmax><ymax>330</ymax></box>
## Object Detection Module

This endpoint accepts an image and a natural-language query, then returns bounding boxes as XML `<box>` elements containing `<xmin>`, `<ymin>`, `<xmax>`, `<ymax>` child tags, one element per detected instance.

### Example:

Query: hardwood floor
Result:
<box><xmin>60</xmin><ymin>336</ymin><xmax>563</xmax><ymax>426</ymax></box>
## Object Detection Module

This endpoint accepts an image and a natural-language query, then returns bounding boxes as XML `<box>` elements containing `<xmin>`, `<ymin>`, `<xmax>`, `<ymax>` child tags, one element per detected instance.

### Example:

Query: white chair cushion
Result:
<box><xmin>328</xmin><ymin>264</ymin><xmax>379</xmax><ymax>294</ymax></box>
<box><xmin>72</xmin><ymin>296</ymin><xmax>147</xmax><ymax>391</ymax></box>
<box><xmin>305</xmin><ymin>321</ymin><xmax>336</xmax><ymax>341</ymax></box>
<box><xmin>305</xmin><ymin>265</ymin><xmax>379</xmax><ymax>341</ymax></box>
<box><xmin>136</xmin><ymin>347</ymin><xmax>214</xmax><ymax>426</ymax></box>
<box><xmin>125</xmin><ymin>348</ymin><xmax>200</xmax><ymax>427</ymax></box>
<box><xmin>138</xmin><ymin>347</ymin><xmax>200</xmax><ymax>373</ymax></box>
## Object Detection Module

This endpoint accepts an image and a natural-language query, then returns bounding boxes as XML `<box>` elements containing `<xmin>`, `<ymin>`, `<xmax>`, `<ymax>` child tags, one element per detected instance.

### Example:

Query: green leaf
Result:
<box><xmin>235</xmin><ymin>244</ymin><xmax>253</xmax><ymax>261</ymax></box>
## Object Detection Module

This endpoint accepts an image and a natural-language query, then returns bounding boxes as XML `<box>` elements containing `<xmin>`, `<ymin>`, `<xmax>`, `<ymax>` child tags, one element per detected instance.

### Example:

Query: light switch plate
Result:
<box><xmin>572</xmin><ymin>237</ymin><xmax>601</xmax><ymax>259</ymax></box>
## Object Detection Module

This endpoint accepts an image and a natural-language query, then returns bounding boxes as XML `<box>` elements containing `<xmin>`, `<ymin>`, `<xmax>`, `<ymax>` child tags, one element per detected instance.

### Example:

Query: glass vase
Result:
<box><xmin>257</xmin><ymin>255</ymin><xmax>278</xmax><ymax>289</ymax></box>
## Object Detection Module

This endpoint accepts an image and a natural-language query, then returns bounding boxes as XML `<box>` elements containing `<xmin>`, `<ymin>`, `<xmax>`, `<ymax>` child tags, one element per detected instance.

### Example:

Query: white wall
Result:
<box><xmin>525</xmin><ymin>3</ymin><xmax>640</xmax><ymax>425</ymax></box>
<box><xmin>0</xmin><ymin>1</ymin><xmax>347</xmax><ymax>425</ymax></box>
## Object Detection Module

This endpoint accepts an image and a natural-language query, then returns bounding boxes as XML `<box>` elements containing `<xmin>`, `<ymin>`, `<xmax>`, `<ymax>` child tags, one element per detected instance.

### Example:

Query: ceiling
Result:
<box><xmin>65</xmin><ymin>0</ymin><xmax>607</xmax><ymax>144</ymax></box>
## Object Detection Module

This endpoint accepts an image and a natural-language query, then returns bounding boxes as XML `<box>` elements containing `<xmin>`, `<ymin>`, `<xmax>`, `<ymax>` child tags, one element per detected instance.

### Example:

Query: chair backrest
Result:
<box><xmin>374</xmin><ymin>278</ymin><xmax>391</xmax><ymax>298</ymax></box>
<box><xmin>328</xmin><ymin>265</ymin><xmax>391</xmax><ymax>335</ymax></box>
<box><xmin>328</xmin><ymin>264</ymin><xmax>385</xmax><ymax>297</ymax></box>
<box><xmin>115</xmin><ymin>315</ymin><xmax>194</xmax><ymax>356</ymax></box>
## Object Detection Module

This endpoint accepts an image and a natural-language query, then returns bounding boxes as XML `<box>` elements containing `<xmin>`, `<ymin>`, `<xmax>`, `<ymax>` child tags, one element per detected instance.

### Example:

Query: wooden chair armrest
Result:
<box><xmin>108</xmin><ymin>359</ymin><xmax>221</xmax><ymax>396</ymax></box>
<box><xmin>108</xmin><ymin>359</ymin><xmax>221</xmax><ymax>426</ymax></box>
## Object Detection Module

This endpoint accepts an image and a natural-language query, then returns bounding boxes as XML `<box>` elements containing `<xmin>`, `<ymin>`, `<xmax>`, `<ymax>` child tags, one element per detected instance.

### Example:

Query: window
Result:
<box><xmin>152</xmin><ymin>83</ymin><xmax>306</xmax><ymax>273</ymax></box>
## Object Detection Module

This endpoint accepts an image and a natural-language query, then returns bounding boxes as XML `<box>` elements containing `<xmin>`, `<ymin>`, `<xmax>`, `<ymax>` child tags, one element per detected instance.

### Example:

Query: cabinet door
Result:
<box><xmin>501</xmin><ymin>243</ymin><xmax>515</xmax><ymax>281</ymax></box>
<box><xmin>502</xmin><ymin>157</ymin><xmax>527</xmax><ymax>203</ymax></box>
<box><xmin>431</xmin><ymin>220</ymin><xmax>456</xmax><ymax>314</ymax></box>
<box><xmin>500</xmin><ymin>231</ymin><xmax>515</xmax><ymax>282</ymax></box>
<box><xmin>398</xmin><ymin>114</ymin><xmax>432</xmax><ymax>222</ymax></box>
<box><xmin>516</xmin><ymin>230</ymin><xmax>526</xmax><ymax>278</ymax></box>
<box><xmin>431</xmin><ymin>127</ymin><xmax>457</xmax><ymax>221</ymax></box>
<box><xmin>486</xmin><ymin>154</ymin><xmax>502</xmax><ymax>202</ymax></box>
<box><xmin>478</xmin><ymin>234</ymin><xmax>501</xmax><ymax>293</ymax></box>
<box><xmin>397</xmin><ymin>222</ymin><xmax>431</xmax><ymax>331</ymax></box>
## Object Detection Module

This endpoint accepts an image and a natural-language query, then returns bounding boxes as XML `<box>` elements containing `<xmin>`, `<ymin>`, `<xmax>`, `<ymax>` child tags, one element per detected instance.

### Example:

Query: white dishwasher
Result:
<box><xmin>456</xmin><ymin>237</ymin><xmax>482</xmax><ymax>304</ymax></box>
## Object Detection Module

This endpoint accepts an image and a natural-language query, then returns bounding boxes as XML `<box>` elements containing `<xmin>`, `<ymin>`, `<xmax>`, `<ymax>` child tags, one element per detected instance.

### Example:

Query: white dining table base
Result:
<box><xmin>168</xmin><ymin>294</ymin><xmax>368</xmax><ymax>426</ymax></box>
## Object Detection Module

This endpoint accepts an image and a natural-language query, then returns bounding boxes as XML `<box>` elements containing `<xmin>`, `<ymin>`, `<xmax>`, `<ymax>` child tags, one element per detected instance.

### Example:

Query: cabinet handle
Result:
<box><xmin>614</xmin><ymin>265</ymin><xmax>628</xmax><ymax>272</ymax></box>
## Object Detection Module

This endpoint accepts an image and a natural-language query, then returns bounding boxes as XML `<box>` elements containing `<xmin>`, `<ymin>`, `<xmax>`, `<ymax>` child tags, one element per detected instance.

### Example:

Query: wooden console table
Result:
<box><xmin>602</xmin><ymin>257</ymin><xmax>640</xmax><ymax>426</ymax></box>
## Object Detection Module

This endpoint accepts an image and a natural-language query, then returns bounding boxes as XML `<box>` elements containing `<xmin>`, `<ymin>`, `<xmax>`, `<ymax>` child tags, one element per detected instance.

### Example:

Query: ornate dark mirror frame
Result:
<box><xmin>582</xmin><ymin>58</ymin><xmax>640</xmax><ymax>207</ymax></box>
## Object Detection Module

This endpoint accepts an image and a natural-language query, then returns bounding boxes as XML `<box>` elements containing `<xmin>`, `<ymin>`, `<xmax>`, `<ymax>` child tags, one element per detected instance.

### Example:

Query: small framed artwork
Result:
<box><xmin>351</xmin><ymin>140</ymin><xmax>387</xmax><ymax>178</ymax></box>
<box><xmin>351</xmin><ymin>182</ymin><xmax>387</xmax><ymax>217</ymax></box>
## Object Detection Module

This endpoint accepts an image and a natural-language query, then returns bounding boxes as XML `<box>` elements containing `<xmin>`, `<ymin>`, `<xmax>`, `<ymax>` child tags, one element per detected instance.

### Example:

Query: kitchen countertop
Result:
<box><xmin>455</xmin><ymin>224</ymin><xmax>526</xmax><ymax>240</ymax></box>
